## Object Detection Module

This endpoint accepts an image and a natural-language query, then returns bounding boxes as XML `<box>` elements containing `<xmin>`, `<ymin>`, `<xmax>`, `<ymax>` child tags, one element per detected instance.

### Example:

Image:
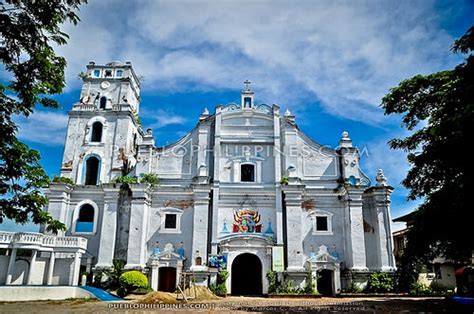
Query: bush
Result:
<box><xmin>365</xmin><ymin>272</ymin><xmax>394</xmax><ymax>293</ymax></box>
<box><xmin>276</xmin><ymin>279</ymin><xmax>302</xmax><ymax>294</ymax></box>
<box><xmin>409</xmin><ymin>282</ymin><xmax>432</xmax><ymax>295</ymax></box>
<box><xmin>112</xmin><ymin>175</ymin><xmax>139</xmax><ymax>185</ymax></box>
<box><xmin>303</xmin><ymin>271</ymin><xmax>316</xmax><ymax>294</ymax></box>
<box><xmin>51</xmin><ymin>176</ymin><xmax>74</xmax><ymax>185</ymax></box>
<box><xmin>140</xmin><ymin>173</ymin><xmax>159</xmax><ymax>187</ymax></box>
<box><xmin>347</xmin><ymin>280</ymin><xmax>363</xmax><ymax>293</ymax></box>
<box><xmin>266</xmin><ymin>271</ymin><xmax>280</xmax><ymax>293</ymax></box>
<box><xmin>119</xmin><ymin>271</ymin><xmax>149</xmax><ymax>297</ymax></box>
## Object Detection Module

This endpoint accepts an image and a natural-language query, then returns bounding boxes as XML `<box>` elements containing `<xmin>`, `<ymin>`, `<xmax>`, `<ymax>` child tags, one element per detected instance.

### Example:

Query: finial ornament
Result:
<box><xmin>284</xmin><ymin>109</ymin><xmax>292</xmax><ymax>116</ymax></box>
<box><xmin>376</xmin><ymin>168</ymin><xmax>388</xmax><ymax>186</ymax></box>
<box><xmin>341</xmin><ymin>131</ymin><xmax>349</xmax><ymax>139</ymax></box>
<box><xmin>243</xmin><ymin>79</ymin><xmax>251</xmax><ymax>91</ymax></box>
<box><xmin>202</xmin><ymin>107</ymin><xmax>209</xmax><ymax>115</ymax></box>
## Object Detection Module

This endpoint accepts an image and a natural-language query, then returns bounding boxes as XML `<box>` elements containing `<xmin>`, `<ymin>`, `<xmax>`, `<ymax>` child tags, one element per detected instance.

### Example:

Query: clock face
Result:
<box><xmin>100</xmin><ymin>81</ymin><xmax>110</xmax><ymax>89</ymax></box>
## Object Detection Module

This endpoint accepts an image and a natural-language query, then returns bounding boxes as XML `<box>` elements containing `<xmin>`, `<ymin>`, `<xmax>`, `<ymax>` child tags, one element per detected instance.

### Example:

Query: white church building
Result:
<box><xmin>0</xmin><ymin>62</ymin><xmax>396</xmax><ymax>295</ymax></box>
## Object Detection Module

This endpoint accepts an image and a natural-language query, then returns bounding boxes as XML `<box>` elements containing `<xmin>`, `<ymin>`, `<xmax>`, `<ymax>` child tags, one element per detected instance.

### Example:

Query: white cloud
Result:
<box><xmin>15</xmin><ymin>111</ymin><xmax>68</xmax><ymax>145</ymax></box>
<box><xmin>143</xmin><ymin>109</ymin><xmax>187</xmax><ymax>129</ymax></box>
<box><xmin>53</xmin><ymin>0</ymin><xmax>461</xmax><ymax>124</ymax></box>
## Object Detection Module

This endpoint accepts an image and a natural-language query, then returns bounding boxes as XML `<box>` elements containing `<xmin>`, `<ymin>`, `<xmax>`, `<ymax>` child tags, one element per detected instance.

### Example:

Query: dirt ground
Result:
<box><xmin>0</xmin><ymin>296</ymin><xmax>473</xmax><ymax>313</ymax></box>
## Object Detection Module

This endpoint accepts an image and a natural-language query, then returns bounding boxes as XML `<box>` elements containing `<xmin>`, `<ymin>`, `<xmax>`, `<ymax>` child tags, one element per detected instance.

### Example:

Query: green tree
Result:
<box><xmin>0</xmin><ymin>0</ymin><xmax>86</xmax><ymax>232</ymax></box>
<box><xmin>381</xmin><ymin>26</ymin><xmax>474</xmax><ymax>287</ymax></box>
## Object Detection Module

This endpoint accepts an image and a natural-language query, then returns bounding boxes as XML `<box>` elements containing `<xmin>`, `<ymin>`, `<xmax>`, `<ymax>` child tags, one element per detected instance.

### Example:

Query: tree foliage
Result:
<box><xmin>0</xmin><ymin>0</ymin><xmax>86</xmax><ymax>232</ymax></box>
<box><xmin>381</xmin><ymin>26</ymin><xmax>474</xmax><ymax>266</ymax></box>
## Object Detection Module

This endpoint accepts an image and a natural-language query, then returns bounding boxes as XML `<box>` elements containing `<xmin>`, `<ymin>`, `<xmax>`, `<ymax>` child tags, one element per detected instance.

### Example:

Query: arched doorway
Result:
<box><xmin>231</xmin><ymin>253</ymin><xmax>262</xmax><ymax>295</ymax></box>
<box><xmin>158</xmin><ymin>267</ymin><xmax>176</xmax><ymax>292</ymax></box>
<box><xmin>317</xmin><ymin>269</ymin><xmax>333</xmax><ymax>296</ymax></box>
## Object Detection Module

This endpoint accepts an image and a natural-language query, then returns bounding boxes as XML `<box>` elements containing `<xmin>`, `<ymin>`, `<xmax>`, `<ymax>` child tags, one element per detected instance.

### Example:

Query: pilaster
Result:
<box><xmin>43</xmin><ymin>183</ymin><xmax>73</xmax><ymax>236</ymax></box>
<box><xmin>96</xmin><ymin>185</ymin><xmax>120</xmax><ymax>268</ymax></box>
<box><xmin>282</xmin><ymin>184</ymin><xmax>305</xmax><ymax>271</ymax></box>
<box><xmin>191</xmin><ymin>184</ymin><xmax>211</xmax><ymax>266</ymax></box>
<box><xmin>342</xmin><ymin>186</ymin><xmax>368</xmax><ymax>271</ymax></box>
<box><xmin>366</xmin><ymin>186</ymin><xmax>396</xmax><ymax>271</ymax></box>
<box><xmin>126</xmin><ymin>184</ymin><xmax>152</xmax><ymax>269</ymax></box>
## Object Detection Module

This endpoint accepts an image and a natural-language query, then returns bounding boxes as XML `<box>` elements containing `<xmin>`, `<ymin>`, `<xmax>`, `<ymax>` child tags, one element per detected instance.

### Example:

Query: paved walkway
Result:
<box><xmin>1</xmin><ymin>296</ymin><xmax>473</xmax><ymax>313</ymax></box>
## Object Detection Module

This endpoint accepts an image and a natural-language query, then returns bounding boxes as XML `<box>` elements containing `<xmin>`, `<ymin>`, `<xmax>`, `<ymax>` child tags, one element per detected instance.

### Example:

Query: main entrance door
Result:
<box><xmin>317</xmin><ymin>269</ymin><xmax>333</xmax><ymax>296</ymax></box>
<box><xmin>158</xmin><ymin>267</ymin><xmax>176</xmax><ymax>292</ymax></box>
<box><xmin>231</xmin><ymin>253</ymin><xmax>262</xmax><ymax>295</ymax></box>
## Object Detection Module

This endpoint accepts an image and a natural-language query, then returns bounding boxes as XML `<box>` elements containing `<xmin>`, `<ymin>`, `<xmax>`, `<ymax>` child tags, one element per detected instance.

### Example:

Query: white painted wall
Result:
<box><xmin>0</xmin><ymin>286</ymin><xmax>95</xmax><ymax>301</ymax></box>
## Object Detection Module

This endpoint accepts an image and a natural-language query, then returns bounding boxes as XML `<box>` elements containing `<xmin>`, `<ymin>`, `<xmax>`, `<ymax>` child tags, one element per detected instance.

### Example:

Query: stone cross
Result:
<box><xmin>244</xmin><ymin>80</ymin><xmax>251</xmax><ymax>90</ymax></box>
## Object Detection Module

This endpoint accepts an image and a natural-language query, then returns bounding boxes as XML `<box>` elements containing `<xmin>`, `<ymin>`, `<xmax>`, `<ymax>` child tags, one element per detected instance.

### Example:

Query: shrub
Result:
<box><xmin>140</xmin><ymin>173</ymin><xmax>159</xmax><ymax>187</ymax></box>
<box><xmin>409</xmin><ymin>282</ymin><xmax>432</xmax><ymax>295</ymax></box>
<box><xmin>365</xmin><ymin>272</ymin><xmax>394</xmax><ymax>293</ymax></box>
<box><xmin>118</xmin><ymin>271</ymin><xmax>149</xmax><ymax>297</ymax></box>
<box><xmin>112</xmin><ymin>175</ymin><xmax>139</xmax><ymax>185</ymax></box>
<box><xmin>280</xmin><ymin>176</ymin><xmax>289</xmax><ymax>185</ymax></box>
<box><xmin>266</xmin><ymin>271</ymin><xmax>280</xmax><ymax>293</ymax></box>
<box><xmin>51</xmin><ymin>176</ymin><xmax>74</xmax><ymax>185</ymax></box>
<box><xmin>347</xmin><ymin>280</ymin><xmax>363</xmax><ymax>293</ymax></box>
<box><xmin>215</xmin><ymin>270</ymin><xmax>229</xmax><ymax>295</ymax></box>
<box><xmin>277</xmin><ymin>279</ymin><xmax>302</xmax><ymax>294</ymax></box>
<box><xmin>303</xmin><ymin>271</ymin><xmax>316</xmax><ymax>294</ymax></box>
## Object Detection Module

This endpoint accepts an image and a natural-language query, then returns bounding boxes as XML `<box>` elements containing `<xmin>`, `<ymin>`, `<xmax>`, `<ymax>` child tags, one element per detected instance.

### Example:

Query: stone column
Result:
<box><xmin>26</xmin><ymin>249</ymin><xmax>38</xmax><ymax>285</ymax></box>
<box><xmin>282</xmin><ymin>185</ymin><xmax>305</xmax><ymax>271</ymax></box>
<box><xmin>5</xmin><ymin>248</ymin><xmax>17</xmax><ymax>285</ymax></box>
<box><xmin>126</xmin><ymin>184</ymin><xmax>151</xmax><ymax>268</ymax></box>
<box><xmin>191</xmin><ymin>185</ymin><xmax>211</xmax><ymax>266</ymax></box>
<box><xmin>70</xmin><ymin>252</ymin><xmax>82</xmax><ymax>286</ymax></box>
<box><xmin>343</xmin><ymin>187</ymin><xmax>368</xmax><ymax>271</ymax></box>
<box><xmin>96</xmin><ymin>185</ymin><xmax>120</xmax><ymax>268</ymax></box>
<box><xmin>46</xmin><ymin>252</ymin><xmax>56</xmax><ymax>285</ymax></box>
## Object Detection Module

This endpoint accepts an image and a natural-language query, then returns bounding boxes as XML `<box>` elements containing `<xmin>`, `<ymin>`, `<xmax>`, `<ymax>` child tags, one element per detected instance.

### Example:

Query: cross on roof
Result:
<box><xmin>243</xmin><ymin>80</ymin><xmax>251</xmax><ymax>90</ymax></box>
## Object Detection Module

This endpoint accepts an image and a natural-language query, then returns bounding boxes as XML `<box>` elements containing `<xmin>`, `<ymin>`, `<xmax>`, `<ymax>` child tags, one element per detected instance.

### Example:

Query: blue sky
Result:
<box><xmin>1</xmin><ymin>0</ymin><xmax>473</xmax><ymax>232</ymax></box>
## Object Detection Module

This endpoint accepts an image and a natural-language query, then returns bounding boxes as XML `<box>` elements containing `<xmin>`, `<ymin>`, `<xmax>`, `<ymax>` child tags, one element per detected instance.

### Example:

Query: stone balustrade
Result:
<box><xmin>0</xmin><ymin>231</ymin><xmax>87</xmax><ymax>250</ymax></box>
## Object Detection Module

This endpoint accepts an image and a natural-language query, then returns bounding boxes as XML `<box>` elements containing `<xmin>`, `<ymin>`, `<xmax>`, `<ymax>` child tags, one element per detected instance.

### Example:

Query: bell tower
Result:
<box><xmin>79</xmin><ymin>61</ymin><xmax>141</xmax><ymax>114</ymax></box>
<box><xmin>59</xmin><ymin>61</ymin><xmax>143</xmax><ymax>185</ymax></box>
<box><xmin>241</xmin><ymin>79</ymin><xmax>255</xmax><ymax>109</ymax></box>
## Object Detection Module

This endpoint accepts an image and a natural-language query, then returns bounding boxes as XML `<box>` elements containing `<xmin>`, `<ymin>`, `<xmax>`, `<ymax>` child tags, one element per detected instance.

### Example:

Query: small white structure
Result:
<box><xmin>0</xmin><ymin>232</ymin><xmax>87</xmax><ymax>286</ymax></box>
<box><xmin>0</xmin><ymin>62</ymin><xmax>396</xmax><ymax>295</ymax></box>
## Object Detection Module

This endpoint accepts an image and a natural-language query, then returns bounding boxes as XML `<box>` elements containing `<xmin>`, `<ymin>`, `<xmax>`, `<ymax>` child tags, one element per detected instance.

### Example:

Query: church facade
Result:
<box><xmin>1</xmin><ymin>62</ymin><xmax>396</xmax><ymax>295</ymax></box>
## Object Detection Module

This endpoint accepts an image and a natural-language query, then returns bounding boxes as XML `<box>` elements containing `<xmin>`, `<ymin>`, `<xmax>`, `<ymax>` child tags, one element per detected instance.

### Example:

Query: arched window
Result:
<box><xmin>99</xmin><ymin>96</ymin><xmax>107</xmax><ymax>109</ymax></box>
<box><xmin>84</xmin><ymin>156</ymin><xmax>100</xmax><ymax>185</ymax></box>
<box><xmin>243</xmin><ymin>97</ymin><xmax>252</xmax><ymax>108</ymax></box>
<box><xmin>241</xmin><ymin>164</ymin><xmax>255</xmax><ymax>182</ymax></box>
<box><xmin>90</xmin><ymin>122</ymin><xmax>103</xmax><ymax>142</ymax></box>
<box><xmin>75</xmin><ymin>204</ymin><xmax>94</xmax><ymax>233</ymax></box>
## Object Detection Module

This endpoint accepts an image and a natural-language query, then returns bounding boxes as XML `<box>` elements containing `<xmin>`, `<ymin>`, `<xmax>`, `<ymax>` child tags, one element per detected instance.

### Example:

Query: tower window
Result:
<box><xmin>116</xmin><ymin>69</ymin><xmax>123</xmax><ymax>78</ymax></box>
<box><xmin>165</xmin><ymin>214</ymin><xmax>177</xmax><ymax>229</ymax></box>
<box><xmin>93</xmin><ymin>70</ymin><xmax>101</xmax><ymax>77</ymax></box>
<box><xmin>84</xmin><ymin>156</ymin><xmax>100</xmax><ymax>185</ymax></box>
<box><xmin>91</xmin><ymin>122</ymin><xmax>103</xmax><ymax>142</ymax></box>
<box><xmin>99</xmin><ymin>96</ymin><xmax>107</xmax><ymax>109</ymax></box>
<box><xmin>316</xmin><ymin>216</ymin><xmax>328</xmax><ymax>231</ymax></box>
<box><xmin>244</xmin><ymin>97</ymin><xmax>252</xmax><ymax>108</ymax></box>
<box><xmin>241</xmin><ymin>164</ymin><xmax>255</xmax><ymax>182</ymax></box>
<box><xmin>105</xmin><ymin>69</ymin><xmax>112</xmax><ymax>77</ymax></box>
<box><xmin>75</xmin><ymin>204</ymin><xmax>94</xmax><ymax>233</ymax></box>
